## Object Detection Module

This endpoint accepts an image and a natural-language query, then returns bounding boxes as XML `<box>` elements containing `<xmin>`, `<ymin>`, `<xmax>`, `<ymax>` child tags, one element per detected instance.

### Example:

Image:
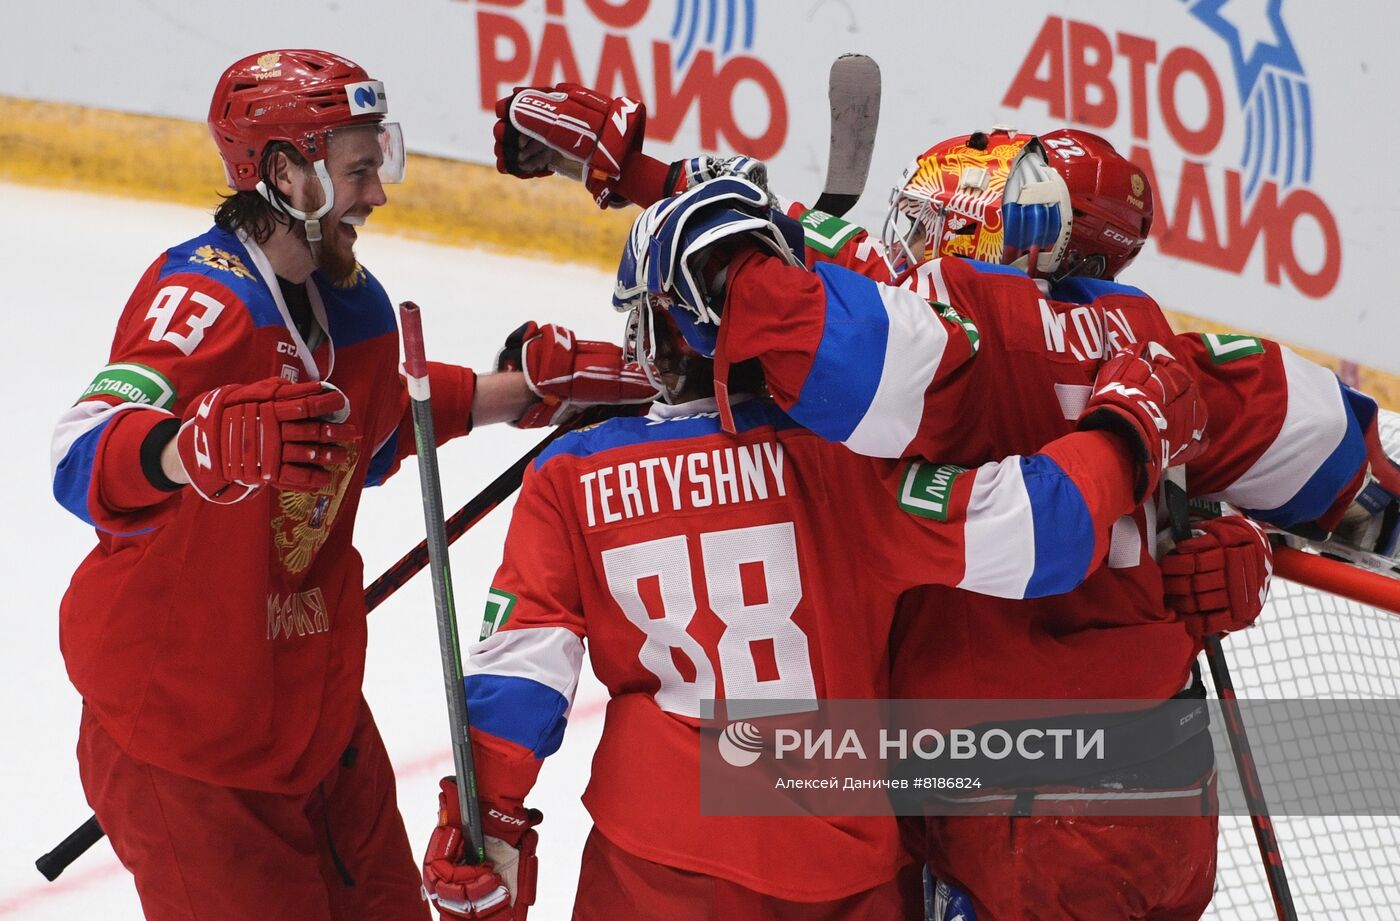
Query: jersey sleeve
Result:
<box><xmin>779</xmin><ymin>199</ymin><xmax>895</xmax><ymax>281</ymax></box>
<box><xmin>721</xmin><ymin>252</ymin><xmax>978</xmax><ymax>458</ymax></box>
<box><xmin>848</xmin><ymin>428</ymin><xmax>1139</xmax><ymax>599</ymax></box>
<box><xmin>51</xmin><ymin>262</ymin><xmax>256</xmax><ymax>535</ymax></box>
<box><xmin>1177</xmin><ymin>332</ymin><xmax>1371</xmax><ymax>529</ymax></box>
<box><xmin>462</xmin><ymin>463</ymin><xmax>586</xmax><ymax>815</ymax></box>
<box><xmin>363</xmin><ymin>362</ymin><xmax>478</xmax><ymax>488</ymax></box>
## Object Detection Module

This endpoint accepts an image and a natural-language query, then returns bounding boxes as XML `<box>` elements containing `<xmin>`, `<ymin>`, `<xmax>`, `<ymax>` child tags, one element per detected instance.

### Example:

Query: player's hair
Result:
<box><xmin>212</xmin><ymin>142</ymin><xmax>305</xmax><ymax>244</ymax></box>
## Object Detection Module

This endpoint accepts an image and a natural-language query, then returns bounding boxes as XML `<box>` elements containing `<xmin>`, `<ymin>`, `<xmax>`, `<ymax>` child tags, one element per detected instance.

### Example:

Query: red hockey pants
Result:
<box><xmin>912</xmin><ymin>811</ymin><xmax>1218</xmax><ymax>920</ymax></box>
<box><xmin>570</xmin><ymin>825</ymin><xmax>924</xmax><ymax>921</ymax></box>
<box><xmin>78</xmin><ymin>700</ymin><xmax>429</xmax><ymax>921</ymax></box>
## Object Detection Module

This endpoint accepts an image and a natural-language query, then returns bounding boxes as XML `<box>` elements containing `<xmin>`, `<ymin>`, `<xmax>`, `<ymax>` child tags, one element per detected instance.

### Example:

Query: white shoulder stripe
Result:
<box><xmin>50</xmin><ymin>401</ymin><xmax>169</xmax><ymax>478</ymax></box>
<box><xmin>843</xmin><ymin>284</ymin><xmax>947</xmax><ymax>457</ymax></box>
<box><xmin>466</xmin><ymin>625</ymin><xmax>584</xmax><ymax>715</ymax></box>
<box><xmin>957</xmin><ymin>459</ymin><xmax>1036</xmax><ymax>598</ymax></box>
<box><xmin>1209</xmin><ymin>347</ymin><xmax>1347</xmax><ymax>511</ymax></box>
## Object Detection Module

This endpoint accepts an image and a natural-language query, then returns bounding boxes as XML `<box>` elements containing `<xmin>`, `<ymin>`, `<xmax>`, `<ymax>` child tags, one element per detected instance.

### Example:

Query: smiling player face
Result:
<box><xmin>287</xmin><ymin>126</ymin><xmax>388</xmax><ymax>284</ymax></box>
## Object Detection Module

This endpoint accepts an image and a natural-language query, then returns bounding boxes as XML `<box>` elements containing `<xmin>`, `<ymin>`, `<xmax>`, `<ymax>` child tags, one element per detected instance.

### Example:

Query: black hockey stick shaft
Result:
<box><xmin>39</xmin><ymin>402</ymin><xmax>577</xmax><ymax>880</ymax></box>
<box><xmin>400</xmin><ymin>301</ymin><xmax>487</xmax><ymax>863</ymax></box>
<box><xmin>1202</xmin><ymin>637</ymin><xmax>1298</xmax><ymax>921</ymax></box>
<box><xmin>813</xmin><ymin>53</ymin><xmax>881</xmax><ymax>217</ymax></box>
<box><xmin>1165</xmin><ymin>472</ymin><xmax>1299</xmax><ymax>921</ymax></box>
<box><xmin>34</xmin><ymin>815</ymin><xmax>102</xmax><ymax>882</ymax></box>
<box><xmin>364</xmin><ymin>425</ymin><xmax>571</xmax><ymax>613</ymax></box>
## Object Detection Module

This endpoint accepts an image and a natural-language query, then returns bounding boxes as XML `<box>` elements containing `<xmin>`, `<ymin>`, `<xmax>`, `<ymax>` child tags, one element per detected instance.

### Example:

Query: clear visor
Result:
<box><xmin>880</xmin><ymin>186</ymin><xmax>944</xmax><ymax>277</ymax></box>
<box><xmin>375</xmin><ymin>122</ymin><xmax>406</xmax><ymax>184</ymax></box>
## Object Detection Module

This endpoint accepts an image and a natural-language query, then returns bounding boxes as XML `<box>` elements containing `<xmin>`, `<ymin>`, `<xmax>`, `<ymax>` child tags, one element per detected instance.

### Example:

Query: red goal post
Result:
<box><xmin>1273</xmin><ymin>546</ymin><xmax>1400</xmax><ymax>617</ymax></box>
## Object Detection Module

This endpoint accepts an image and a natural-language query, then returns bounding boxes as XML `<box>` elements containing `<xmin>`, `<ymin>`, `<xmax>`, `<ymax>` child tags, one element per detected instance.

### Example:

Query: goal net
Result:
<box><xmin>1205</xmin><ymin>409</ymin><xmax>1400</xmax><ymax>920</ymax></box>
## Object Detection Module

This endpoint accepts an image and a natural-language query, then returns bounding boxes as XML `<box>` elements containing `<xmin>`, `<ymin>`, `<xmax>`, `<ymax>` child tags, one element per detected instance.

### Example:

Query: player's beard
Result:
<box><xmin>314</xmin><ymin>227</ymin><xmax>359</xmax><ymax>286</ymax></box>
<box><xmin>291</xmin><ymin>217</ymin><xmax>360</xmax><ymax>286</ymax></box>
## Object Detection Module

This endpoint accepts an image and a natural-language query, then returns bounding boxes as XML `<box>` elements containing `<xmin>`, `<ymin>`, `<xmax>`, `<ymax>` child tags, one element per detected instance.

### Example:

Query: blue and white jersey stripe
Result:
<box><xmin>958</xmin><ymin>454</ymin><xmax>1095</xmax><ymax>599</ymax></box>
<box><xmin>788</xmin><ymin>263</ymin><xmax>948</xmax><ymax>458</ymax></box>
<box><xmin>464</xmin><ymin>625</ymin><xmax>584</xmax><ymax>758</ymax></box>
<box><xmin>1209</xmin><ymin>347</ymin><xmax>1368</xmax><ymax>526</ymax></box>
<box><xmin>51</xmin><ymin>402</ymin><xmax>170</xmax><ymax>530</ymax></box>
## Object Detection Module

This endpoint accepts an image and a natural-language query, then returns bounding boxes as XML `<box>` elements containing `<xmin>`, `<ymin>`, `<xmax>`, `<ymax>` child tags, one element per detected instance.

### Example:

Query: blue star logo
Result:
<box><xmin>1188</xmin><ymin>0</ymin><xmax>1303</xmax><ymax>101</ymax></box>
<box><xmin>1184</xmin><ymin>0</ymin><xmax>1312</xmax><ymax>193</ymax></box>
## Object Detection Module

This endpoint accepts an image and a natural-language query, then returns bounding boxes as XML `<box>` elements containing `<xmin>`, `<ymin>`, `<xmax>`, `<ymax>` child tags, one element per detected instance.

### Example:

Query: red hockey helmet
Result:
<box><xmin>208</xmin><ymin>49</ymin><xmax>404</xmax><ymax>192</ymax></box>
<box><xmin>880</xmin><ymin>128</ymin><xmax>1071</xmax><ymax>278</ymax></box>
<box><xmin>1037</xmin><ymin>129</ymin><xmax>1152</xmax><ymax>280</ymax></box>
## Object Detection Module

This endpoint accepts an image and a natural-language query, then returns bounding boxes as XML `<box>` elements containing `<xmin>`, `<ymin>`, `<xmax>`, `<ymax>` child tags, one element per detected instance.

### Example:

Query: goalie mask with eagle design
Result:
<box><xmin>880</xmin><ymin>127</ymin><xmax>1072</xmax><ymax>279</ymax></box>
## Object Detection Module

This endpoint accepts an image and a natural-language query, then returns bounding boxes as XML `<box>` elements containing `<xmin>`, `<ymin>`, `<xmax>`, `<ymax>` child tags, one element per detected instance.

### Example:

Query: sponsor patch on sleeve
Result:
<box><xmin>77</xmin><ymin>363</ymin><xmax>176</xmax><ymax>409</ymax></box>
<box><xmin>898</xmin><ymin>461</ymin><xmax>968</xmax><ymax>522</ymax></box>
<box><xmin>797</xmin><ymin>208</ymin><xmax>863</xmax><ymax>256</ymax></box>
<box><xmin>937</xmin><ymin>302</ymin><xmax>981</xmax><ymax>355</ymax></box>
<box><xmin>1200</xmin><ymin>333</ymin><xmax>1265</xmax><ymax>365</ymax></box>
<box><xmin>480</xmin><ymin>588</ymin><xmax>518</xmax><ymax>640</ymax></box>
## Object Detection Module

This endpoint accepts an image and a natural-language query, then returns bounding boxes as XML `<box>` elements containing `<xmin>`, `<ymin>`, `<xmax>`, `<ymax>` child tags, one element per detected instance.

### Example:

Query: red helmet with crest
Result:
<box><xmin>207</xmin><ymin>49</ymin><xmax>404</xmax><ymax>192</ymax></box>
<box><xmin>1038</xmin><ymin>128</ymin><xmax>1153</xmax><ymax>280</ymax></box>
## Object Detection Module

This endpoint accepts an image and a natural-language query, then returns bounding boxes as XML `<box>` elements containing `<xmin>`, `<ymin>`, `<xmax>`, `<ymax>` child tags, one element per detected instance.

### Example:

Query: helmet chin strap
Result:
<box><xmin>626</xmin><ymin>303</ymin><xmax>689</xmax><ymax>404</ymax></box>
<box><xmin>256</xmin><ymin>158</ymin><xmax>336</xmax><ymax>255</ymax></box>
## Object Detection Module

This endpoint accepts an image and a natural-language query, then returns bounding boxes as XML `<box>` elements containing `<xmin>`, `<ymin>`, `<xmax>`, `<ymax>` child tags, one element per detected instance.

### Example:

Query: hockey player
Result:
<box><xmin>417</xmin><ymin>190</ymin><xmax>1208</xmax><ymax>920</ymax></box>
<box><xmin>49</xmin><ymin>51</ymin><xmax>656</xmax><ymax>921</ymax></box>
<box><xmin>480</xmin><ymin>88</ymin><xmax>1272</xmax><ymax>919</ymax></box>
<box><xmin>489</xmin><ymin>86</ymin><xmax>1388</xmax><ymax>917</ymax></box>
<box><xmin>487</xmin><ymin>85</ymin><xmax>1378</xmax><ymax>543</ymax></box>
<box><xmin>873</xmin><ymin>127</ymin><xmax>1387</xmax><ymax>920</ymax></box>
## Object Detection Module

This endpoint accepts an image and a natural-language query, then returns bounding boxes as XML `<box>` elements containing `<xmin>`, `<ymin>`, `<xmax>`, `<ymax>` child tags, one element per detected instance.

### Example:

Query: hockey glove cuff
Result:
<box><xmin>424</xmin><ymin>778</ymin><xmax>539</xmax><ymax>919</ymax></box>
<box><xmin>176</xmin><ymin>378</ymin><xmax>357</xmax><ymax>504</ymax></box>
<box><xmin>495</xmin><ymin>83</ymin><xmax>646</xmax><ymax>209</ymax></box>
<box><xmin>1162</xmin><ymin>515</ymin><xmax>1274</xmax><ymax>637</ymax></box>
<box><xmin>1078</xmin><ymin>340</ymin><xmax>1207</xmax><ymax>502</ymax></box>
<box><xmin>496</xmin><ymin>321</ymin><xmax>658</xmax><ymax>428</ymax></box>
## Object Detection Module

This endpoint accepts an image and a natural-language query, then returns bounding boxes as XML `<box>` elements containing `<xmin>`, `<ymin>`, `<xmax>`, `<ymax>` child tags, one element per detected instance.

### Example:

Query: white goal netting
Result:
<box><xmin>1206</xmin><ymin>409</ymin><xmax>1400</xmax><ymax>920</ymax></box>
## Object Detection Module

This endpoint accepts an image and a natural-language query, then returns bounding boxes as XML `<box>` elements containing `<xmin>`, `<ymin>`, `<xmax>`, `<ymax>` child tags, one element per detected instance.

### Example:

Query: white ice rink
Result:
<box><xmin>5</xmin><ymin>182</ymin><xmax>1399</xmax><ymax>920</ymax></box>
<box><xmin>0</xmin><ymin>182</ymin><xmax>612</xmax><ymax>919</ymax></box>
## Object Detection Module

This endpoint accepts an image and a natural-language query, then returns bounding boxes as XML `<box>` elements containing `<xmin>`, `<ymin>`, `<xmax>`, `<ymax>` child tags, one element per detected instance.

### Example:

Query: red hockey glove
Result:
<box><xmin>496</xmin><ymin>321</ymin><xmax>658</xmax><ymax>428</ymax></box>
<box><xmin>494</xmin><ymin>83</ymin><xmax>646</xmax><ymax>208</ymax></box>
<box><xmin>1162</xmin><ymin>516</ymin><xmax>1274</xmax><ymax>638</ymax></box>
<box><xmin>176</xmin><ymin>378</ymin><xmax>357</xmax><ymax>504</ymax></box>
<box><xmin>1078</xmin><ymin>340</ymin><xmax>1207</xmax><ymax>502</ymax></box>
<box><xmin>424</xmin><ymin>778</ymin><xmax>540</xmax><ymax>920</ymax></box>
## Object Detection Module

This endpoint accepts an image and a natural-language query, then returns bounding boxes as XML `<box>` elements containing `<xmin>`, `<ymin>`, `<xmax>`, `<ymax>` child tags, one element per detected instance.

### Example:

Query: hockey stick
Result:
<box><xmin>813</xmin><ymin>53</ymin><xmax>881</xmax><ymax>217</ymax></box>
<box><xmin>549</xmin><ymin>54</ymin><xmax>880</xmax><ymax>217</ymax></box>
<box><xmin>400</xmin><ymin>300</ymin><xmax>489</xmax><ymax>865</ymax></box>
<box><xmin>364</xmin><ymin>423</ymin><xmax>574</xmax><ymax>613</ymax></box>
<box><xmin>36</xmin><ymin>406</ymin><xmax>581</xmax><ymax>881</ymax></box>
<box><xmin>1165</xmin><ymin>472</ymin><xmax>1300</xmax><ymax>921</ymax></box>
<box><xmin>34</xmin><ymin>815</ymin><xmax>102</xmax><ymax>882</ymax></box>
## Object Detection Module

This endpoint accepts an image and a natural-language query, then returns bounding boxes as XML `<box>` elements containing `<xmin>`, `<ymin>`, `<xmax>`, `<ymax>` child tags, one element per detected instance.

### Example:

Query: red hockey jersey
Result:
<box><xmin>779</xmin><ymin>202</ymin><xmax>1372</xmax><ymax>529</ymax></box>
<box><xmin>51</xmin><ymin>226</ymin><xmax>476</xmax><ymax>793</ymax></box>
<box><xmin>464</xmin><ymin>396</ymin><xmax>1141</xmax><ymax>900</ymax></box>
<box><xmin>742</xmin><ymin>207</ymin><xmax>1372</xmax><ymax>703</ymax></box>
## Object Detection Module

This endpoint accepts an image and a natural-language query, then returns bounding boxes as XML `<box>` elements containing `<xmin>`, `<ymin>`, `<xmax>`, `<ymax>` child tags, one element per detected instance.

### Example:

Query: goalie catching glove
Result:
<box><xmin>1162</xmin><ymin>515</ymin><xmax>1274</xmax><ymax>637</ymax></box>
<box><xmin>1077</xmin><ymin>340</ymin><xmax>1207</xmax><ymax>502</ymax></box>
<box><xmin>494</xmin><ymin>83</ymin><xmax>646</xmax><ymax>208</ymax></box>
<box><xmin>423</xmin><ymin>778</ymin><xmax>540</xmax><ymax>921</ymax></box>
<box><xmin>175</xmin><ymin>378</ymin><xmax>357</xmax><ymax>504</ymax></box>
<box><xmin>495</xmin><ymin>321</ymin><xmax>658</xmax><ymax>428</ymax></box>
